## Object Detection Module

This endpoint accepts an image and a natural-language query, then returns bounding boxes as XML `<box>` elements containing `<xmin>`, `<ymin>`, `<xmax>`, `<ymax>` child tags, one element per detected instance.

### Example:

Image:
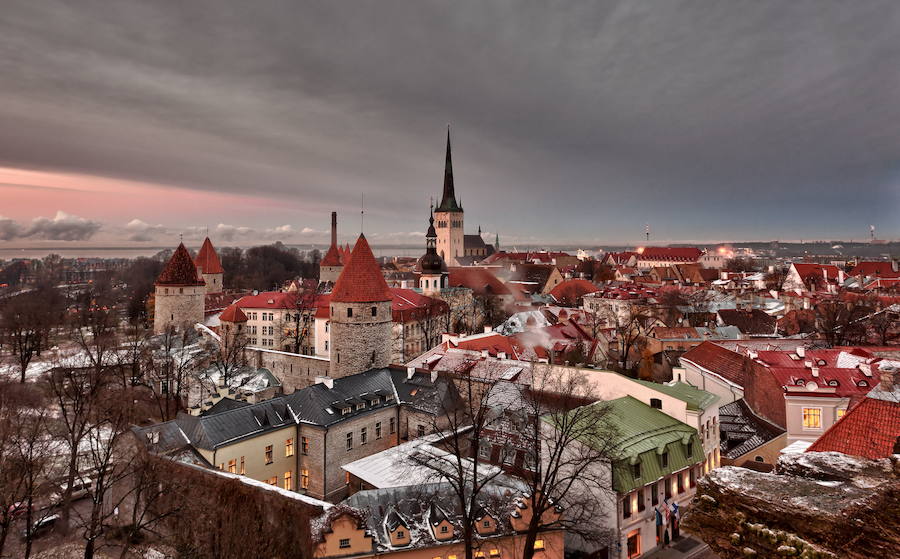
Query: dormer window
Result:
<box><xmin>650</xmin><ymin>398</ymin><xmax>662</xmax><ymax>409</ymax></box>
<box><xmin>795</xmin><ymin>379</ymin><xmax>805</xmax><ymax>386</ymax></box>
<box><xmin>440</xmin><ymin>525</ymin><xmax>449</xmax><ymax>534</ymax></box>
<box><xmin>356</xmin><ymin>403</ymin><xmax>365</xmax><ymax>411</ymax></box>
<box><xmin>858</xmin><ymin>380</ymin><xmax>868</xmax><ymax>387</ymax></box>
<box><xmin>828</xmin><ymin>380</ymin><xmax>839</xmax><ymax>387</ymax></box>
<box><xmin>661</xmin><ymin>451</ymin><xmax>669</xmax><ymax>468</ymax></box>
<box><xmin>396</xmin><ymin>530</ymin><xmax>404</xmax><ymax>538</ymax></box>
<box><xmin>371</xmin><ymin>397</ymin><xmax>380</xmax><ymax>405</ymax></box>
<box><xmin>816</xmin><ymin>359</ymin><xmax>827</xmax><ymax>366</ymax></box>
<box><xmin>342</xmin><ymin>407</ymin><xmax>352</xmax><ymax>415</ymax></box>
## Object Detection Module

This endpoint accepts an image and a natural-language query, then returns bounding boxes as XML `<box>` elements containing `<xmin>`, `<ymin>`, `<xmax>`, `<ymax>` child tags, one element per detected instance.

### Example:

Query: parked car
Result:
<box><xmin>50</xmin><ymin>478</ymin><xmax>93</xmax><ymax>505</ymax></box>
<box><xmin>21</xmin><ymin>514</ymin><xmax>60</xmax><ymax>540</ymax></box>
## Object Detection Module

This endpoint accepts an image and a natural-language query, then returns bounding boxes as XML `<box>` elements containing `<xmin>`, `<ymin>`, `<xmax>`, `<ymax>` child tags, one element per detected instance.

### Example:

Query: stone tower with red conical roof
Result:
<box><xmin>153</xmin><ymin>243</ymin><xmax>206</xmax><ymax>334</ymax></box>
<box><xmin>194</xmin><ymin>237</ymin><xmax>224</xmax><ymax>294</ymax></box>
<box><xmin>319</xmin><ymin>212</ymin><xmax>344</xmax><ymax>285</ymax></box>
<box><xmin>328</xmin><ymin>234</ymin><xmax>393</xmax><ymax>378</ymax></box>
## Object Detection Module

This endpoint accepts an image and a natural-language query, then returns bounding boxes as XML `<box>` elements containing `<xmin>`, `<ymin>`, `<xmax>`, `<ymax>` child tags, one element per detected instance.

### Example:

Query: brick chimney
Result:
<box><xmin>879</xmin><ymin>367</ymin><xmax>897</xmax><ymax>392</ymax></box>
<box><xmin>331</xmin><ymin>211</ymin><xmax>337</xmax><ymax>248</ymax></box>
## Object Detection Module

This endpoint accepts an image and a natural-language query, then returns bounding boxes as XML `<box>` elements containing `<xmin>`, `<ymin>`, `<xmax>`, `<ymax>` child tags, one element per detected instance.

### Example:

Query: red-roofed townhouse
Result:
<box><xmin>634</xmin><ymin>247</ymin><xmax>703</xmax><ymax>269</ymax></box>
<box><xmin>679</xmin><ymin>342</ymin><xmax>886</xmax><ymax>449</ymax></box>
<box><xmin>783</xmin><ymin>262</ymin><xmax>845</xmax><ymax>293</ymax></box>
<box><xmin>806</xmin><ymin>368</ymin><xmax>900</xmax><ymax>459</ymax></box>
<box><xmin>548</xmin><ymin>278</ymin><xmax>600</xmax><ymax>307</ymax></box>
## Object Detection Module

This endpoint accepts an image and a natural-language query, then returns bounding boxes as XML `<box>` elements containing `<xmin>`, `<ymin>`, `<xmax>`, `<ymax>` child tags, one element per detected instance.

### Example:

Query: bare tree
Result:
<box><xmin>0</xmin><ymin>382</ymin><xmax>54</xmax><ymax>559</ymax></box>
<box><xmin>405</xmin><ymin>362</ymin><xmax>513</xmax><ymax>559</ymax></box>
<box><xmin>142</xmin><ymin>327</ymin><xmax>206</xmax><ymax>421</ymax></box>
<box><xmin>277</xmin><ymin>289</ymin><xmax>319</xmax><ymax>354</ymax></box>
<box><xmin>814</xmin><ymin>298</ymin><xmax>872</xmax><ymax>346</ymax></box>
<box><xmin>212</xmin><ymin>323</ymin><xmax>249</xmax><ymax>386</ymax></box>
<box><xmin>1</xmin><ymin>287</ymin><xmax>64</xmax><ymax>383</ymax></box>
<box><xmin>612</xmin><ymin>306</ymin><xmax>657</xmax><ymax>374</ymax></box>
<box><xmin>516</xmin><ymin>365</ymin><xmax>619</xmax><ymax>559</ymax></box>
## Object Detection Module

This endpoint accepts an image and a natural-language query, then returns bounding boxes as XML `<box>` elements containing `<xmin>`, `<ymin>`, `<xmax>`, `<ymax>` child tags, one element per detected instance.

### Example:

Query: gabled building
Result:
<box><xmin>783</xmin><ymin>262</ymin><xmax>845</xmax><ymax>293</ymax></box>
<box><xmin>313</xmin><ymin>483</ymin><xmax>564</xmax><ymax>559</ymax></box>
<box><xmin>556</xmin><ymin>396</ymin><xmax>705</xmax><ymax>559</ymax></box>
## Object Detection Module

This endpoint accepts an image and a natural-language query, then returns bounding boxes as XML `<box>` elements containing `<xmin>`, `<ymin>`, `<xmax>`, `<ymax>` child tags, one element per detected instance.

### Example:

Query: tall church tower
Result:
<box><xmin>418</xmin><ymin>206</ymin><xmax>448</xmax><ymax>297</ymax></box>
<box><xmin>328</xmin><ymin>234</ymin><xmax>393</xmax><ymax>378</ymax></box>
<box><xmin>434</xmin><ymin>128</ymin><xmax>464</xmax><ymax>266</ymax></box>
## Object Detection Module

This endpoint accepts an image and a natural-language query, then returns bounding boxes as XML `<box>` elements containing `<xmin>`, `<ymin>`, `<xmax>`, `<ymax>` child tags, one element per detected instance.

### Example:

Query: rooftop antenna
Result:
<box><xmin>360</xmin><ymin>193</ymin><xmax>365</xmax><ymax>234</ymax></box>
<box><xmin>179</xmin><ymin>233</ymin><xmax>183</xmax><ymax>243</ymax></box>
<box><xmin>645</xmin><ymin>224</ymin><xmax>650</xmax><ymax>243</ymax></box>
<box><xmin>870</xmin><ymin>224</ymin><xmax>876</xmax><ymax>242</ymax></box>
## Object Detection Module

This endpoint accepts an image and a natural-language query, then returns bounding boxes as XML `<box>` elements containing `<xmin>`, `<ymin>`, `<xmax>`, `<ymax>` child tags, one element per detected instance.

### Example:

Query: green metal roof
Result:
<box><xmin>632</xmin><ymin>379</ymin><xmax>719</xmax><ymax>412</ymax></box>
<box><xmin>552</xmin><ymin>396</ymin><xmax>705</xmax><ymax>494</ymax></box>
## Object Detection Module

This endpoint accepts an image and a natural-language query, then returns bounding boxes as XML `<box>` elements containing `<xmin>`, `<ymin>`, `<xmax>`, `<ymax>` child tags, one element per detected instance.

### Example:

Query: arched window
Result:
<box><xmin>754</xmin><ymin>456</ymin><xmax>764</xmax><ymax>462</ymax></box>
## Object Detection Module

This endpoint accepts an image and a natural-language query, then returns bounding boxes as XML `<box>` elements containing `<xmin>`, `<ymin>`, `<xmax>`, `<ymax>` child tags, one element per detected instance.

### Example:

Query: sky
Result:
<box><xmin>1</xmin><ymin>1</ymin><xmax>899</xmax><ymax>249</ymax></box>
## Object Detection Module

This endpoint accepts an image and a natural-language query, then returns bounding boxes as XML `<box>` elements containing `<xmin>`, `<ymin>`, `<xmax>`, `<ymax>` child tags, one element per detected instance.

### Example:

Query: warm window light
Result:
<box><xmin>534</xmin><ymin>539</ymin><xmax>545</xmax><ymax>550</ymax></box>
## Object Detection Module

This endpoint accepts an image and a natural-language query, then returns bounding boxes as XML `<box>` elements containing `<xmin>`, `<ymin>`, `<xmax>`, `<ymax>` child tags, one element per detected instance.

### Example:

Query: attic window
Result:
<box><xmin>650</xmin><ymin>398</ymin><xmax>663</xmax><ymax>409</ymax></box>
<box><xmin>828</xmin><ymin>380</ymin><xmax>839</xmax><ymax>387</ymax></box>
<box><xmin>795</xmin><ymin>379</ymin><xmax>805</xmax><ymax>386</ymax></box>
<box><xmin>440</xmin><ymin>525</ymin><xmax>449</xmax><ymax>533</ymax></box>
<box><xmin>342</xmin><ymin>407</ymin><xmax>352</xmax><ymax>415</ymax></box>
<box><xmin>789</xmin><ymin>354</ymin><xmax>801</xmax><ymax>360</ymax></box>
<box><xmin>661</xmin><ymin>451</ymin><xmax>669</xmax><ymax>468</ymax></box>
<box><xmin>816</xmin><ymin>359</ymin><xmax>827</xmax><ymax>366</ymax></box>
<box><xmin>356</xmin><ymin>403</ymin><xmax>365</xmax><ymax>411</ymax></box>
<box><xmin>385</xmin><ymin>394</ymin><xmax>394</xmax><ymax>402</ymax></box>
<box><xmin>371</xmin><ymin>397</ymin><xmax>380</xmax><ymax>405</ymax></box>
<box><xmin>858</xmin><ymin>380</ymin><xmax>868</xmax><ymax>387</ymax></box>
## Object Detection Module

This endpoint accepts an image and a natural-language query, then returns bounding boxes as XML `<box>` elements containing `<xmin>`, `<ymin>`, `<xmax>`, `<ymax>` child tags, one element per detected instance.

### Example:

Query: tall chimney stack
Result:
<box><xmin>331</xmin><ymin>211</ymin><xmax>337</xmax><ymax>248</ymax></box>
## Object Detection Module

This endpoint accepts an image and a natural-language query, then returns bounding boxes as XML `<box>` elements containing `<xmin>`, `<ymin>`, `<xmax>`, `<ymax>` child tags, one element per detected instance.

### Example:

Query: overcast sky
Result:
<box><xmin>1</xmin><ymin>1</ymin><xmax>898</xmax><ymax>247</ymax></box>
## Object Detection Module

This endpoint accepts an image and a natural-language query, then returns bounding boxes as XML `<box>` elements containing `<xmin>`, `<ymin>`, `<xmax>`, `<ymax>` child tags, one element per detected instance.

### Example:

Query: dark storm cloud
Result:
<box><xmin>0</xmin><ymin>1</ymin><xmax>898</xmax><ymax>243</ymax></box>
<box><xmin>0</xmin><ymin>212</ymin><xmax>102</xmax><ymax>241</ymax></box>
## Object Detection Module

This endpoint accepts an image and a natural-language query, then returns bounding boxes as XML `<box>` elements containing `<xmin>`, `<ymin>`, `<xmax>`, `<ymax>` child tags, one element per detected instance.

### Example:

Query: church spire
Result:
<box><xmin>436</xmin><ymin>126</ymin><xmax>462</xmax><ymax>212</ymax></box>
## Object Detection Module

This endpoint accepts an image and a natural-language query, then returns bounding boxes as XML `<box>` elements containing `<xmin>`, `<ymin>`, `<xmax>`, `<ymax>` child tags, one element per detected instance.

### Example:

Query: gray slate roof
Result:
<box><xmin>719</xmin><ymin>398</ymin><xmax>785</xmax><ymax>459</ymax></box>
<box><xmin>166</xmin><ymin>367</ymin><xmax>449</xmax><ymax>450</ymax></box>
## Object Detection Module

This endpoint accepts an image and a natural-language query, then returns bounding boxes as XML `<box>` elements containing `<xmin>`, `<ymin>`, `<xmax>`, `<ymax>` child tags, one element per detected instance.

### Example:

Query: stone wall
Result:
<box><xmin>682</xmin><ymin>452</ymin><xmax>900</xmax><ymax>559</ymax></box>
<box><xmin>312</xmin><ymin>406</ymin><xmax>400</xmax><ymax>502</ymax></box>
<box><xmin>319</xmin><ymin>265</ymin><xmax>343</xmax><ymax>284</ymax></box>
<box><xmin>246</xmin><ymin>347</ymin><xmax>330</xmax><ymax>392</ymax></box>
<box><xmin>201</xmin><ymin>272</ymin><xmax>224</xmax><ymax>294</ymax></box>
<box><xmin>329</xmin><ymin>300</ymin><xmax>392</xmax><ymax>378</ymax></box>
<box><xmin>153</xmin><ymin>285</ymin><xmax>205</xmax><ymax>334</ymax></box>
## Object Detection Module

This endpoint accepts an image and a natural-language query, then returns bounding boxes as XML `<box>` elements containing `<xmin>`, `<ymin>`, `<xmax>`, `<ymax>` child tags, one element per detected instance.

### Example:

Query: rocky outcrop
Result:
<box><xmin>681</xmin><ymin>452</ymin><xmax>900</xmax><ymax>559</ymax></box>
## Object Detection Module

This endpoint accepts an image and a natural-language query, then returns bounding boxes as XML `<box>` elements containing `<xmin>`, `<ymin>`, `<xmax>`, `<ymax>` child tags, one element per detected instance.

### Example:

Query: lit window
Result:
<box><xmin>301</xmin><ymin>468</ymin><xmax>309</xmax><ymax>489</ymax></box>
<box><xmin>285</xmin><ymin>438</ymin><xmax>294</xmax><ymax>457</ymax></box>
<box><xmin>489</xmin><ymin>550</ymin><xmax>500</xmax><ymax>557</ymax></box>
<box><xmin>265</xmin><ymin>445</ymin><xmax>273</xmax><ymax>464</ymax></box>
<box><xmin>227</xmin><ymin>459</ymin><xmax>236</xmax><ymax>473</ymax></box>
<box><xmin>267</xmin><ymin>477</ymin><xmax>277</xmax><ymax>485</ymax></box>
<box><xmin>534</xmin><ymin>540</ymin><xmax>545</xmax><ymax>551</ymax></box>
<box><xmin>284</xmin><ymin>471</ymin><xmax>292</xmax><ymax>491</ymax></box>
<box><xmin>239</xmin><ymin>456</ymin><xmax>245</xmax><ymax>475</ymax></box>
<box><xmin>802</xmin><ymin>408</ymin><xmax>822</xmax><ymax>429</ymax></box>
<box><xmin>837</xmin><ymin>408</ymin><xmax>847</xmax><ymax>419</ymax></box>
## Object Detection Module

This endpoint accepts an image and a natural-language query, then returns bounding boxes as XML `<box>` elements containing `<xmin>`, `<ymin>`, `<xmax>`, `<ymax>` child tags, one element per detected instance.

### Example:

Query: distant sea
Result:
<box><xmin>0</xmin><ymin>244</ymin><xmax>587</xmax><ymax>260</ymax></box>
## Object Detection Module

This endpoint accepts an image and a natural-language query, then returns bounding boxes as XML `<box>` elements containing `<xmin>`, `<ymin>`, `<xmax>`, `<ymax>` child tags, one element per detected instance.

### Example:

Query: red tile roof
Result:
<box><xmin>219</xmin><ymin>304</ymin><xmax>248</xmax><ymax>323</ymax></box>
<box><xmin>331</xmin><ymin>234</ymin><xmax>392</xmax><ymax>303</ymax></box>
<box><xmin>637</xmin><ymin>247</ymin><xmax>703</xmax><ymax>262</ymax></box>
<box><xmin>320</xmin><ymin>243</ymin><xmax>343</xmax><ymax>267</ymax></box>
<box><xmin>156</xmin><ymin>243</ymin><xmax>205</xmax><ymax>286</ymax></box>
<box><xmin>235</xmin><ymin>291</ymin><xmax>299</xmax><ymax>310</ymax></box>
<box><xmin>652</xmin><ymin>327</ymin><xmax>701</xmax><ymax>340</ymax></box>
<box><xmin>390</xmin><ymin>288</ymin><xmax>449</xmax><ymax>322</ymax></box>
<box><xmin>806</xmin><ymin>396</ymin><xmax>900</xmax><ymax>459</ymax></box>
<box><xmin>792</xmin><ymin>262</ymin><xmax>842</xmax><ymax>282</ymax></box>
<box><xmin>680</xmin><ymin>341</ymin><xmax>750</xmax><ymax>386</ymax></box>
<box><xmin>848</xmin><ymin>261</ymin><xmax>900</xmax><ymax>278</ymax></box>
<box><xmin>548</xmin><ymin>279</ymin><xmax>599</xmax><ymax>306</ymax></box>
<box><xmin>448</xmin><ymin>267</ymin><xmax>511</xmax><ymax>296</ymax></box>
<box><xmin>194</xmin><ymin>237</ymin><xmax>224</xmax><ymax>275</ymax></box>
<box><xmin>768</xmin><ymin>367</ymin><xmax>879</xmax><ymax>398</ymax></box>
